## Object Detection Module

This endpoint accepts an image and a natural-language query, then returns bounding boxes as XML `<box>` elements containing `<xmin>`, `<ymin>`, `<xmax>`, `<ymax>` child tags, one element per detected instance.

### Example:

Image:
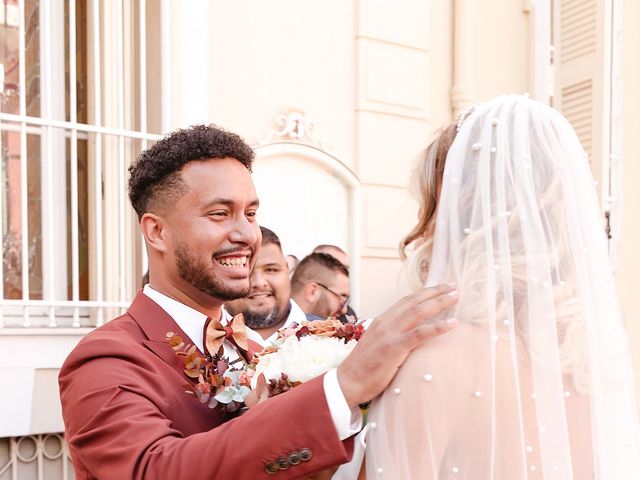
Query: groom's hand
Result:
<box><xmin>336</xmin><ymin>284</ymin><xmax>458</xmax><ymax>408</ymax></box>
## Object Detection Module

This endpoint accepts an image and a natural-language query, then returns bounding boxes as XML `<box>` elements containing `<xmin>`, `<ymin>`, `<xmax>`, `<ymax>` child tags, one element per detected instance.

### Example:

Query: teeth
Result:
<box><xmin>218</xmin><ymin>256</ymin><xmax>247</xmax><ymax>267</ymax></box>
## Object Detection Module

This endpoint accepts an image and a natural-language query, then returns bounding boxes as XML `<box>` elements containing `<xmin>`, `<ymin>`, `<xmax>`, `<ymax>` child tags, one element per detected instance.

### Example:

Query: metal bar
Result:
<box><xmin>42</xmin><ymin>0</ymin><xmax>57</xmax><ymax>327</ymax></box>
<box><xmin>18</xmin><ymin>0</ymin><xmax>29</xmax><ymax>327</ymax></box>
<box><xmin>0</xmin><ymin>118</ymin><xmax>3</xmax><ymax>326</ymax></box>
<box><xmin>0</xmin><ymin>122</ymin><xmax>90</xmax><ymax>140</ymax></box>
<box><xmin>139</xmin><ymin>0</ymin><xmax>147</xmax><ymax>138</ymax></box>
<box><xmin>117</xmin><ymin>0</ymin><xmax>126</xmax><ymax>304</ymax></box>
<box><xmin>160</xmin><ymin>0</ymin><xmax>171</xmax><ymax>133</ymax></box>
<box><xmin>0</xmin><ymin>123</ymin><xmax>43</xmax><ymax>135</ymax></box>
<box><xmin>69</xmin><ymin>0</ymin><xmax>80</xmax><ymax>327</ymax></box>
<box><xmin>62</xmin><ymin>434</ymin><xmax>69</xmax><ymax>480</ymax></box>
<box><xmin>92</xmin><ymin>0</ymin><xmax>104</xmax><ymax>326</ymax></box>
<box><xmin>37</xmin><ymin>436</ymin><xmax>43</xmax><ymax>480</ymax></box>
<box><xmin>1</xmin><ymin>299</ymin><xmax>130</xmax><ymax>308</ymax></box>
<box><xmin>10</xmin><ymin>436</ymin><xmax>17</xmax><ymax>480</ymax></box>
<box><xmin>0</xmin><ymin>112</ymin><xmax>162</xmax><ymax>140</ymax></box>
<box><xmin>139</xmin><ymin>0</ymin><xmax>149</xmax><ymax>280</ymax></box>
<box><xmin>0</xmin><ymin>0</ymin><xmax>8</xmax><ymax>323</ymax></box>
<box><xmin>0</xmin><ymin>327</ymin><xmax>97</xmax><ymax>335</ymax></box>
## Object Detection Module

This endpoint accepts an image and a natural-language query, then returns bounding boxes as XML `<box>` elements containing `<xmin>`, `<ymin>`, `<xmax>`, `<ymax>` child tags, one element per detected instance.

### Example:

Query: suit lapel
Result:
<box><xmin>128</xmin><ymin>292</ymin><xmax>202</xmax><ymax>386</ymax></box>
<box><xmin>127</xmin><ymin>292</ymin><xmax>263</xmax><ymax>386</ymax></box>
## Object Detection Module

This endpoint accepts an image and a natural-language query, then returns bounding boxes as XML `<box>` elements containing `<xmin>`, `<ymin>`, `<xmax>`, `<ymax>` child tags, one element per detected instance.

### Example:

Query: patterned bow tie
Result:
<box><xmin>203</xmin><ymin>313</ymin><xmax>250</xmax><ymax>361</ymax></box>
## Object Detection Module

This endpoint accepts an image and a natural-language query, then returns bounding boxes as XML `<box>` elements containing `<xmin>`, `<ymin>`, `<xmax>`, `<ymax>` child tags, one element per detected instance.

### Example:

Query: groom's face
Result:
<box><xmin>164</xmin><ymin>158</ymin><xmax>261</xmax><ymax>301</ymax></box>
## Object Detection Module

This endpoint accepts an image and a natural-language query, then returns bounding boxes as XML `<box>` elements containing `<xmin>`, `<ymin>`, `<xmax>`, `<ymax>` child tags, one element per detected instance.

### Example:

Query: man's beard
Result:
<box><xmin>314</xmin><ymin>294</ymin><xmax>334</xmax><ymax>319</ymax></box>
<box><xmin>242</xmin><ymin>306</ymin><xmax>283</xmax><ymax>330</ymax></box>
<box><xmin>175</xmin><ymin>239</ymin><xmax>249</xmax><ymax>301</ymax></box>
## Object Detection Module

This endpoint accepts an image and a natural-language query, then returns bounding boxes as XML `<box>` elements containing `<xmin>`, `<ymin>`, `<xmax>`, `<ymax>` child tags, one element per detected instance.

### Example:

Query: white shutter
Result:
<box><xmin>553</xmin><ymin>0</ymin><xmax>611</xmax><ymax>210</ymax></box>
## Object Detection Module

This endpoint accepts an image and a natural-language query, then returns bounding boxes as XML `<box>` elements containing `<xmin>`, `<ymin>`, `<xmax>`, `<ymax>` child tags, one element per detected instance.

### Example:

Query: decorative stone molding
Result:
<box><xmin>258</xmin><ymin>111</ymin><xmax>325</xmax><ymax>149</ymax></box>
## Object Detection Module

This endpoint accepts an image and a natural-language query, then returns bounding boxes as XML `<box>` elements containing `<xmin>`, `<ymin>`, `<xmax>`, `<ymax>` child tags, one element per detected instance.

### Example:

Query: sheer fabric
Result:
<box><xmin>366</xmin><ymin>95</ymin><xmax>640</xmax><ymax>479</ymax></box>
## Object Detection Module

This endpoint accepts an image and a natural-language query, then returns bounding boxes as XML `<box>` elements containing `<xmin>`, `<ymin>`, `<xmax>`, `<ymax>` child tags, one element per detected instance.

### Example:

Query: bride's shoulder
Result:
<box><xmin>412</xmin><ymin>321</ymin><xmax>488</xmax><ymax>356</ymax></box>
<box><xmin>402</xmin><ymin>321</ymin><xmax>516</xmax><ymax>378</ymax></box>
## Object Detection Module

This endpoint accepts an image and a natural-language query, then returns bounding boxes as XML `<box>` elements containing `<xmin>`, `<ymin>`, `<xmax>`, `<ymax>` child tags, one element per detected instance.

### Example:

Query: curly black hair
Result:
<box><xmin>128</xmin><ymin>124</ymin><xmax>255</xmax><ymax>219</ymax></box>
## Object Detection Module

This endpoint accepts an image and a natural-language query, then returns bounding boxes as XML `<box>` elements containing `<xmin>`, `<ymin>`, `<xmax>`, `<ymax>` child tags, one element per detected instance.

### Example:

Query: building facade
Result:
<box><xmin>1</xmin><ymin>0</ymin><xmax>638</xmax><ymax>477</ymax></box>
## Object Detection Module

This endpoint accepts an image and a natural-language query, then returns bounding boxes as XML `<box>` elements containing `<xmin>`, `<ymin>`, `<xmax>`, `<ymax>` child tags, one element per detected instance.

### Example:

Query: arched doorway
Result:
<box><xmin>252</xmin><ymin>141</ymin><xmax>362</xmax><ymax>310</ymax></box>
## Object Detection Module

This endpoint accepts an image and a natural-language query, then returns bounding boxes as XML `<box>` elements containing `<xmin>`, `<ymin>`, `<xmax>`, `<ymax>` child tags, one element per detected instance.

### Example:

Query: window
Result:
<box><xmin>0</xmin><ymin>0</ymin><xmax>163</xmax><ymax>328</ymax></box>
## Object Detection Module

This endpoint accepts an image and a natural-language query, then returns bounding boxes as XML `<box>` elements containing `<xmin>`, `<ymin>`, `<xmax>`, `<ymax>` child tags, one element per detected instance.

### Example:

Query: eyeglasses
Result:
<box><xmin>315</xmin><ymin>282</ymin><xmax>350</xmax><ymax>308</ymax></box>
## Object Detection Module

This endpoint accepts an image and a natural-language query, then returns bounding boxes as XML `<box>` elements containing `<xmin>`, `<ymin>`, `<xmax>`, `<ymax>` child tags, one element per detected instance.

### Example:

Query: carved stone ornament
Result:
<box><xmin>258</xmin><ymin>111</ymin><xmax>325</xmax><ymax>149</ymax></box>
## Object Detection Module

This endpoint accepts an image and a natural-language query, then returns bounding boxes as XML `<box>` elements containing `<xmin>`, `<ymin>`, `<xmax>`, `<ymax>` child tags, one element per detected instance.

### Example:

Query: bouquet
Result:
<box><xmin>247</xmin><ymin>319</ymin><xmax>364</xmax><ymax>404</ymax></box>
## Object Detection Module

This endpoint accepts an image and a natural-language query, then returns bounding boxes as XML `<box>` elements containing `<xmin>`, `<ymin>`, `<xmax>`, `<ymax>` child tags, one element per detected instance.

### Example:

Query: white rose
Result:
<box><xmin>254</xmin><ymin>334</ymin><xmax>357</xmax><ymax>385</ymax></box>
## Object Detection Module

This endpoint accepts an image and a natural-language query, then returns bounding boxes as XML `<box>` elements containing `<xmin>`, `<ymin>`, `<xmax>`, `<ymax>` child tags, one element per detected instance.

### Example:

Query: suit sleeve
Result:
<box><xmin>59</xmin><ymin>336</ymin><xmax>354</xmax><ymax>480</ymax></box>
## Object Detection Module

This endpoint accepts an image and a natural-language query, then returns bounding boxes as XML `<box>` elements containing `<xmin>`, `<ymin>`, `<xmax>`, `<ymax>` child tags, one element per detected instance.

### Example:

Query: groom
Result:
<box><xmin>59</xmin><ymin>125</ymin><xmax>458</xmax><ymax>479</ymax></box>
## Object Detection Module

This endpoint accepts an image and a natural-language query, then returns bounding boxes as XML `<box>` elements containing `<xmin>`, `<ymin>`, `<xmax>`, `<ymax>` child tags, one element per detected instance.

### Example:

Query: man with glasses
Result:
<box><xmin>291</xmin><ymin>252</ymin><xmax>350</xmax><ymax>321</ymax></box>
<box><xmin>312</xmin><ymin>244</ymin><xmax>359</xmax><ymax>323</ymax></box>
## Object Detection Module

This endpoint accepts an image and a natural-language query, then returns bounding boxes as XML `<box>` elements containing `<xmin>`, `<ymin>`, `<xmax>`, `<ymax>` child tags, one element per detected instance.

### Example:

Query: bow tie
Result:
<box><xmin>203</xmin><ymin>313</ymin><xmax>250</xmax><ymax>361</ymax></box>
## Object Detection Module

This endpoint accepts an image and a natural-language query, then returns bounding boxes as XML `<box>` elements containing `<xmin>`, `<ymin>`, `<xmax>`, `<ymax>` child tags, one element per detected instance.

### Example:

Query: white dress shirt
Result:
<box><xmin>142</xmin><ymin>285</ymin><xmax>361</xmax><ymax>441</ymax></box>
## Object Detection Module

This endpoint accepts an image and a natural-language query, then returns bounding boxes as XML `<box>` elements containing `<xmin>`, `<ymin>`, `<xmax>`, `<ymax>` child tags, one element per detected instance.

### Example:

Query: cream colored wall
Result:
<box><xmin>616</xmin><ymin>0</ymin><xmax>640</xmax><ymax>401</ymax></box>
<box><xmin>471</xmin><ymin>1</ymin><xmax>532</xmax><ymax>101</ymax></box>
<box><xmin>355</xmin><ymin>0</ymin><xmax>436</xmax><ymax>317</ymax></box>
<box><xmin>207</xmin><ymin>0</ymin><xmax>355</xmax><ymax>166</ymax></box>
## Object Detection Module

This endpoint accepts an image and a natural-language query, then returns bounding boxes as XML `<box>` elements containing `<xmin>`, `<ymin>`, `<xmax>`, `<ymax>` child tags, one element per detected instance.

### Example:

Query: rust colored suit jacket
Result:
<box><xmin>59</xmin><ymin>292</ymin><xmax>354</xmax><ymax>479</ymax></box>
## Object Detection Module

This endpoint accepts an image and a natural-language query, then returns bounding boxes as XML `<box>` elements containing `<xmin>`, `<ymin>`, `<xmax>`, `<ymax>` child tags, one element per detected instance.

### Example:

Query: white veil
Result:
<box><xmin>366</xmin><ymin>95</ymin><xmax>640</xmax><ymax>479</ymax></box>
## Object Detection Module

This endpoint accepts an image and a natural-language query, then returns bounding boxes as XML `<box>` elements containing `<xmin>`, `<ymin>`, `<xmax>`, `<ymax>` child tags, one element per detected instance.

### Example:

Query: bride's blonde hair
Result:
<box><xmin>400</xmin><ymin>124</ymin><xmax>457</xmax><ymax>289</ymax></box>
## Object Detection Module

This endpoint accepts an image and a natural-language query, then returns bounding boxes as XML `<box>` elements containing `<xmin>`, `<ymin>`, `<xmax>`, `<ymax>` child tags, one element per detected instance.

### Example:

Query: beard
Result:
<box><xmin>174</xmin><ymin>239</ymin><xmax>250</xmax><ymax>301</ymax></box>
<box><xmin>242</xmin><ymin>306</ymin><xmax>284</xmax><ymax>330</ymax></box>
<box><xmin>314</xmin><ymin>294</ymin><xmax>334</xmax><ymax>318</ymax></box>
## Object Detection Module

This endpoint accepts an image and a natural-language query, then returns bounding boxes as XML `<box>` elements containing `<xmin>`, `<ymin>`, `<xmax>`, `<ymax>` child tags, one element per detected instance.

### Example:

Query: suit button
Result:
<box><xmin>277</xmin><ymin>457</ymin><xmax>289</xmax><ymax>470</ymax></box>
<box><xmin>265</xmin><ymin>462</ymin><xmax>278</xmax><ymax>475</ymax></box>
<box><xmin>299</xmin><ymin>448</ymin><xmax>313</xmax><ymax>462</ymax></box>
<box><xmin>288</xmin><ymin>452</ymin><xmax>301</xmax><ymax>466</ymax></box>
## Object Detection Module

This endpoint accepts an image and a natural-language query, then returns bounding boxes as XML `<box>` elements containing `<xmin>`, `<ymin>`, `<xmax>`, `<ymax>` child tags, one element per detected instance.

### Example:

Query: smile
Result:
<box><xmin>215</xmin><ymin>255</ymin><xmax>249</xmax><ymax>267</ymax></box>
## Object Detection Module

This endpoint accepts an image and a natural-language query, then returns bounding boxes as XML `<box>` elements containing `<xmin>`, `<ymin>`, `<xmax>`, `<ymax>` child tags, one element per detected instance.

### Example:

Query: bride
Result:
<box><xmin>365</xmin><ymin>95</ymin><xmax>640</xmax><ymax>478</ymax></box>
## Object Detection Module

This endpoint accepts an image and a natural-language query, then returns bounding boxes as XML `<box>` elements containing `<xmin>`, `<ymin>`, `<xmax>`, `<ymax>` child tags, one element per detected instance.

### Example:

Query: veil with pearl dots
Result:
<box><xmin>366</xmin><ymin>95</ymin><xmax>640</xmax><ymax>479</ymax></box>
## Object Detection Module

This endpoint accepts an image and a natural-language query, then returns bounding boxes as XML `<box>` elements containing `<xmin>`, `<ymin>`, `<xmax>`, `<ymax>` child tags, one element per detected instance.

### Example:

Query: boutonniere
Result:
<box><xmin>166</xmin><ymin>332</ymin><xmax>254</xmax><ymax>414</ymax></box>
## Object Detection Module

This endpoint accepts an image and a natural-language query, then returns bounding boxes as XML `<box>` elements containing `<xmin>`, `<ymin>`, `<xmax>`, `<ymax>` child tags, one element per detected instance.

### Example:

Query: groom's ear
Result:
<box><xmin>140</xmin><ymin>212</ymin><xmax>170</xmax><ymax>254</ymax></box>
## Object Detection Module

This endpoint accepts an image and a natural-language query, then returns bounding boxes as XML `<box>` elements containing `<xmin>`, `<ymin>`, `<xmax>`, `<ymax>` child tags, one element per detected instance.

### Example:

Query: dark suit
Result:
<box><xmin>59</xmin><ymin>292</ymin><xmax>353</xmax><ymax>479</ymax></box>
